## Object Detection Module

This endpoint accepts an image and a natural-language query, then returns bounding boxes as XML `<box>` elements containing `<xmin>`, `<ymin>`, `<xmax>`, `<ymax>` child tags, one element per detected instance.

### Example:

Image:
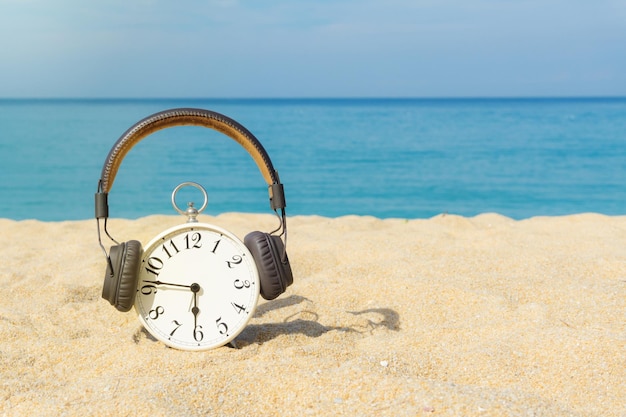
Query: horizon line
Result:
<box><xmin>1</xmin><ymin>95</ymin><xmax>625</xmax><ymax>101</ymax></box>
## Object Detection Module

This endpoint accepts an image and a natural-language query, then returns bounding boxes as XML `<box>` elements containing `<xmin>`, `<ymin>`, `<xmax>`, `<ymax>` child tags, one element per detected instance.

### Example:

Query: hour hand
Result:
<box><xmin>143</xmin><ymin>280</ymin><xmax>192</xmax><ymax>289</ymax></box>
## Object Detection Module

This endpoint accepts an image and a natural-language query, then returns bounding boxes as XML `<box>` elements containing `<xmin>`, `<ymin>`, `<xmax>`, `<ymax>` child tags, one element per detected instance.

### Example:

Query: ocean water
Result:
<box><xmin>0</xmin><ymin>98</ymin><xmax>624</xmax><ymax>221</ymax></box>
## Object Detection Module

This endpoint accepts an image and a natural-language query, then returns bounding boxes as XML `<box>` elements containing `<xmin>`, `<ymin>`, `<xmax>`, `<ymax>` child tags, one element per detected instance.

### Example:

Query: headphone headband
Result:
<box><xmin>96</xmin><ymin>108</ymin><xmax>285</xmax><ymax>218</ymax></box>
<box><xmin>100</xmin><ymin>108</ymin><xmax>279</xmax><ymax>192</ymax></box>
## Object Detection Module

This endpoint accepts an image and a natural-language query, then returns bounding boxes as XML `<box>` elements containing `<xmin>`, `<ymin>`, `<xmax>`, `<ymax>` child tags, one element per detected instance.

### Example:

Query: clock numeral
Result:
<box><xmin>226</xmin><ymin>255</ymin><xmax>243</xmax><ymax>269</ymax></box>
<box><xmin>140</xmin><ymin>284</ymin><xmax>157</xmax><ymax>295</ymax></box>
<box><xmin>194</xmin><ymin>325</ymin><xmax>204</xmax><ymax>342</ymax></box>
<box><xmin>233</xmin><ymin>279</ymin><xmax>251</xmax><ymax>289</ymax></box>
<box><xmin>162</xmin><ymin>240</ymin><xmax>180</xmax><ymax>258</ymax></box>
<box><xmin>145</xmin><ymin>256</ymin><xmax>164</xmax><ymax>276</ymax></box>
<box><xmin>170</xmin><ymin>320</ymin><xmax>183</xmax><ymax>337</ymax></box>
<box><xmin>211</xmin><ymin>239</ymin><xmax>221</xmax><ymax>254</ymax></box>
<box><xmin>148</xmin><ymin>306</ymin><xmax>165</xmax><ymax>320</ymax></box>
<box><xmin>231</xmin><ymin>302</ymin><xmax>246</xmax><ymax>314</ymax></box>
<box><xmin>184</xmin><ymin>232</ymin><xmax>202</xmax><ymax>249</ymax></box>
<box><xmin>216</xmin><ymin>317</ymin><xmax>229</xmax><ymax>335</ymax></box>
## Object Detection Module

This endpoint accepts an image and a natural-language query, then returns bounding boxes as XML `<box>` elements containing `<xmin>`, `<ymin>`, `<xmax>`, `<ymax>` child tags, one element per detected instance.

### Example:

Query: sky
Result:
<box><xmin>0</xmin><ymin>0</ymin><xmax>624</xmax><ymax>98</ymax></box>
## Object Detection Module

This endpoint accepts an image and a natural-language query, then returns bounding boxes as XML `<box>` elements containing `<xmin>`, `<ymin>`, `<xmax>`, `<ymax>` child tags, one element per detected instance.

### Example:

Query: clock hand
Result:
<box><xmin>191</xmin><ymin>283</ymin><xmax>201</xmax><ymax>328</ymax></box>
<box><xmin>143</xmin><ymin>280</ymin><xmax>192</xmax><ymax>289</ymax></box>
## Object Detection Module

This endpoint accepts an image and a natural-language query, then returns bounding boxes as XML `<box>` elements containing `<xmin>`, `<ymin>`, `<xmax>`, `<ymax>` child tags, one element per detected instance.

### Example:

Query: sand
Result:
<box><xmin>0</xmin><ymin>213</ymin><xmax>625</xmax><ymax>416</ymax></box>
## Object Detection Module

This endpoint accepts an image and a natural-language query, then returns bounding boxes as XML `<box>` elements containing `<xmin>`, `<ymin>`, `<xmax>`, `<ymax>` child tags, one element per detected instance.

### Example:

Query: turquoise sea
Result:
<box><xmin>0</xmin><ymin>98</ymin><xmax>624</xmax><ymax>221</ymax></box>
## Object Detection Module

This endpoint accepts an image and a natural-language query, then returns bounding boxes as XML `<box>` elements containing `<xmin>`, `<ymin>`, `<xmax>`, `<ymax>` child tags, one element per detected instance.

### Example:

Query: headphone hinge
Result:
<box><xmin>95</xmin><ymin>192</ymin><xmax>109</xmax><ymax>219</ymax></box>
<box><xmin>269</xmin><ymin>183</ymin><xmax>286</xmax><ymax>210</ymax></box>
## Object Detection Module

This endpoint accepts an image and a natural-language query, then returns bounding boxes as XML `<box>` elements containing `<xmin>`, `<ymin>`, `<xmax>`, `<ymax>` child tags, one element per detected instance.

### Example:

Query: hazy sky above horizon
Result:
<box><xmin>0</xmin><ymin>0</ymin><xmax>624</xmax><ymax>98</ymax></box>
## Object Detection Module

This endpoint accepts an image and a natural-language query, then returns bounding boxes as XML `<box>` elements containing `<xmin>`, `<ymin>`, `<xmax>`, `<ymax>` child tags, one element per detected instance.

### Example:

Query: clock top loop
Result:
<box><xmin>171</xmin><ymin>182</ymin><xmax>208</xmax><ymax>223</ymax></box>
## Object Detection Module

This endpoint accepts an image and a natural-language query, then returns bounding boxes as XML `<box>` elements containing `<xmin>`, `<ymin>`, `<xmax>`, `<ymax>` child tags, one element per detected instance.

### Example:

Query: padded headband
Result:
<box><xmin>96</xmin><ymin>108</ymin><xmax>285</xmax><ymax>218</ymax></box>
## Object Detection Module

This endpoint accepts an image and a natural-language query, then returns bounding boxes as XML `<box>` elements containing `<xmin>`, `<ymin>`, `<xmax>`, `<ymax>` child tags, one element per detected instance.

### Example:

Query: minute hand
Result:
<box><xmin>143</xmin><ymin>280</ymin><xmax>192</xmax><ymax>289</ymax></box>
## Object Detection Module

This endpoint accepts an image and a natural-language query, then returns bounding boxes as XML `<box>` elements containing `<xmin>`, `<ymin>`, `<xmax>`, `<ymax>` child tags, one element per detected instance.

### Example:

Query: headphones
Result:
<box><xmin>95</xmin><ymin>108</ymin><xmax>293</xmax><ymax>312</ymax></box>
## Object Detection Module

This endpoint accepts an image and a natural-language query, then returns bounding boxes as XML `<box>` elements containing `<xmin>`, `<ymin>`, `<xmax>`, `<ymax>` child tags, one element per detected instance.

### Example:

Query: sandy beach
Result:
<box><xmin>1</xmin><ymin>213</ymin><xmax>625</xmax><ymax>416</ymax></box>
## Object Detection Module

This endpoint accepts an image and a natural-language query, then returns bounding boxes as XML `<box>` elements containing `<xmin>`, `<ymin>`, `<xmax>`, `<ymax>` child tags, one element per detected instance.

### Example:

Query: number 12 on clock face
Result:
<box><xmin>134</xmin><ymin>223</ymin><xmax>260</xmax><ymax>351</ymax></box>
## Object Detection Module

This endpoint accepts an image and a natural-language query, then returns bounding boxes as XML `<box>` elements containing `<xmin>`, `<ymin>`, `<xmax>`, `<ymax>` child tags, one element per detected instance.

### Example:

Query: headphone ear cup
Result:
<box><xmin>244</xmin><ymin>231</ymin><xmax>293</xmax><ymax>301</ymax></box>
<box><xmin>101</xmin><ymin>240</ymin><xmax>143</xmax><ymax>312</ymax></box>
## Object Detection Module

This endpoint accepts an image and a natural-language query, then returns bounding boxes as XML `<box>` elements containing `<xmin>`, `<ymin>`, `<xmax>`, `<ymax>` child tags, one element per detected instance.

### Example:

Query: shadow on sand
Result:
<box><xmin>234</xmin><ymin>295</ymin><xmax>400</xmax><ymax>347</ymax></box>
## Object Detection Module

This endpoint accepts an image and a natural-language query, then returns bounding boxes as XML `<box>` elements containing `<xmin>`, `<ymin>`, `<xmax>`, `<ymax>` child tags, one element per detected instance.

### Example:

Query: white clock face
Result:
<box><xmin>135</xmin><ymin>223</ymin><xmax>260</xmax><ymax>351</ymax></box>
